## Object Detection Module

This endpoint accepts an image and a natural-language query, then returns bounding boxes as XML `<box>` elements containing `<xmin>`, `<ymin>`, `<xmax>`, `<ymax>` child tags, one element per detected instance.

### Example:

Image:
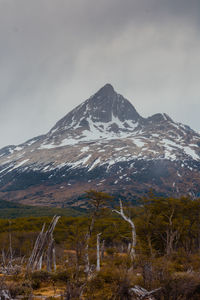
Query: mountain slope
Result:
<box><xmin>0</xmin><ymin>84</ymin><xmax>200</xmax><ymax>207</ymax></box>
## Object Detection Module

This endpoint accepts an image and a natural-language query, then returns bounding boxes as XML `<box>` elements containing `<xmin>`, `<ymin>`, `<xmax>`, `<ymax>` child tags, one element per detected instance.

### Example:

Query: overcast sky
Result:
<box><xmin>0</xmin><ymin>0</ymin><xmax>200</xmax><ymax>148</ymax></box>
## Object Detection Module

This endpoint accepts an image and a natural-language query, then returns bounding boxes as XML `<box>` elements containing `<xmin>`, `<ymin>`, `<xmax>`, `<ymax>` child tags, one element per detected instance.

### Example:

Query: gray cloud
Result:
<box><xmin>0</xmin><ymin>0</ymin><xmax>200</xmax><ymax>147</ymax></box>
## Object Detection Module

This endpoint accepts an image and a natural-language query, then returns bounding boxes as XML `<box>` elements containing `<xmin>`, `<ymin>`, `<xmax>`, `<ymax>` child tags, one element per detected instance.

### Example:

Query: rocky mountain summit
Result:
<box><xmin>0</xmin><ymin>84</ymin><xmax>200</xmax><ymax>207</ymax></box>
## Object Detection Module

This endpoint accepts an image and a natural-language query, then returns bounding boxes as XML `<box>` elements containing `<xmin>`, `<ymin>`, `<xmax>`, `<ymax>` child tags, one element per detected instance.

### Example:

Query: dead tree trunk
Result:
<box><xmin>9</xmin><ymin>232</ymin><xmax>13</xmax><ymax>268</ymax></box>
<box><xmin>100</xmin><ymin>240</ymin><xmax>105</xmax><ymax>260</ymax></box>
<box><xmin>52</xmin><ymin>245</ymin><xmax>56</xmax><ymax>271</ymax></box>
<box><xmin>0</xmin><ymin>289</ymin><xmax>13</xmax><ymax>300</ymax></box>
<box><xmin>27</xmin><ymin>215</ymin><xmax>60</xmax><ymax>272</ymax></box>
<box><xmin>28</xmin><ymin>223</ymin><xmax>46</xmax><ymax>270</ymax></box>
<box><xmin>163</xmin><ymin>208</ymin><xmax>179</xmax><ymax>256</ymax></box>
<box><xmin>84</xmin><ymin>216</ymin><xmax>95</xmax><ymax>275</ymax></box>
<box><xmin>113</xmin><ymin>199</ymin><xmax>136</xmax><ymax>260</ymax></box>
<box><xmin>96</xmin><ymin>233</ymin><xmax>102</xmax><ymax>272</ymax></box>
<box><xmin>83</xmin><ymin>190</ymin><xmax>111</xmax><ymax>276</ymax></box>
<box><xmin>46</xmin><ymin>235</ymin><xmax>54</xmax><ymax>272</ymax></box>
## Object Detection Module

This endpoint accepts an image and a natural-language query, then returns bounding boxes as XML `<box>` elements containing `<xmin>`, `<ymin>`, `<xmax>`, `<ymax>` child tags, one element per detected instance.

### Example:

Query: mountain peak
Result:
<box><xmin>49</xmin><ymin>84</ymin><xmax>142</xmax><ymax>135</ymax></box>
<box><xmin>95</xmin><ymin>83</ymin><xmax>115</xmax><ymax>96</ymax></box>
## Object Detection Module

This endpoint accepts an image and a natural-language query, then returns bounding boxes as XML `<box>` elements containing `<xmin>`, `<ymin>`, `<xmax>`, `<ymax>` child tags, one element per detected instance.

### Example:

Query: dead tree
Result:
<box><xmin>84</xmin><ymin>216</ymin><xmax>95</xmax><ymax>275</ymax></box>
<box><xmin>163</xmin><ymin>208</ymin><xmax>179</xmax><ymax>256</ymax></box>
<box><xmin>0</xmin><ymin>289</ymin><xmax>13</xmax><ymax>300</ymax></box>
<box><xmin>46</xmin><ymin>234</ymin><xmax>55</xmax><ymax>272</ymax></box>
<box><xmin>0</xmin><ymin>226</ymin><xmax>21</xmax><ymax>275</ymax></box>
<box><xmin>27</xmin><ymin>223</ymin><xmax>46</xmax><ymax>270</ymax></box>
<box><xmin>113</xmin><ymin>199</ymin><xmax>136</xmax><ymax>260</ymax></box>
<box><xmin>96</xmin><ymin>233</ymin><xmax>102</xmax><ymax>272</ymax></box>
<box><xmin>129</xmin><ymin>285</ymin><xmax>161</xmax><ymax>300</ymax></box>
<box><xmin>0</xmin><ymin>278</ymin><xmax>13</xmax><ymax>300</ymax></box>
<box><xmin>27</xmin><ymin>215</ymin><xmax>60</xmax><ymax>272</ymax></box>
<box><xmin>100</xmin><ymin>239</ymin><xmax>105</xmax><ymax>260</ymax></box>
<box><xmin>0</xmin><ymin>253</ymin><xmax>21</xmax><ymax>275</ymax></box>
<box><xmin>83</xmin><ymin>190</ymin><xmax>112</xmax><ymax>276</ymax></box>
<box><xmin>52</xmin><ymin>244</ymin><xmax>57</xmax><ymax>271</ymax></box>
<box><xmin>65</xmin><ymin>282</ymin><xmax>86</xmax><ymax>300</ymax></box>
<box><xmin>8</xmin><ymin>223</ymin><xmax>13</xmax><ymax>268</ymax></box>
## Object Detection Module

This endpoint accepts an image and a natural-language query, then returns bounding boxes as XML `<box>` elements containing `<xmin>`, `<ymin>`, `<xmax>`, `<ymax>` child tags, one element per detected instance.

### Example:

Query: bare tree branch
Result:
<box><xmin>113</xmin><ymin>199</ymin><xmax>136</xmax><ymax>260</ymax></box>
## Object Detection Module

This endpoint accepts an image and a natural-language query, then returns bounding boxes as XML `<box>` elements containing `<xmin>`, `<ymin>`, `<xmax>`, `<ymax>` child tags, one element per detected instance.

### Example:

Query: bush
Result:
<box><xmin>31</xmin><ymin>270</ymin><xmax>50</xmax><ymax>281</ymax></box>
<box><xmin>30</xmin><ymin>270</ymin><xmax>51</xmax><ymax>289</ymax></box>
<box><xmin>161</xmin><ymin>273</ymin><xmax>200</xmax><ymax>300</ymax></box>
<box><xmin>8</xmin><ymin>281</ymin><xmax>32</xmax><ymax>298</ymax></box>
<box><xmin>52</xmin><ymin>271</ymin><xmax>69</xmax><ymax>283</ymax></box>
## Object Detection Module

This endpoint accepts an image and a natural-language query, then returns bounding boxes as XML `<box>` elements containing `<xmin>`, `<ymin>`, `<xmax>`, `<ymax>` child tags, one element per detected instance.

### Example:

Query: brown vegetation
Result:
<box><xmin>1</xmin><ymin>193</ymin><xmax>200</xmax><ymax>299</ymax></box>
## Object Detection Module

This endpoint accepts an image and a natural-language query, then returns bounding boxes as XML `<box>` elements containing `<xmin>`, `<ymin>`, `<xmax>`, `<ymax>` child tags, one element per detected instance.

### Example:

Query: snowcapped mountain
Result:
<box><xmin>0</xmin><ymin>84</ymin><xmax>200</xmax><ymax>207</ymax></box>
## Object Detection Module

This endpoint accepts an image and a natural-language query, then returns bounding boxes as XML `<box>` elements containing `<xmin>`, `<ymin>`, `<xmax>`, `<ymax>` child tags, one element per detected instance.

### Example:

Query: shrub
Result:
<box><xmin>52</xmin><ymin>271</ymin><xmax>69</xmax><ymax>283</ymax></box>
<box><xmin>161</xmin><ymin>273</ymin><xmax>200</xmax><ymax>300</ymax></box>
<box><xmin>30</xmin><ymin>270</ymin><xmax>51</xmax><ymax>289</ymax></box>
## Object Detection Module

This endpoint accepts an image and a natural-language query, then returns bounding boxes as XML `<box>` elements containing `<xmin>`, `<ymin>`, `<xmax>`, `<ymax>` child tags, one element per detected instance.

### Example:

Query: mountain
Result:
<box><xmin>0</xmin><ymin>84</ymin><xmax>200</xmax><ymax>207</ymax></box>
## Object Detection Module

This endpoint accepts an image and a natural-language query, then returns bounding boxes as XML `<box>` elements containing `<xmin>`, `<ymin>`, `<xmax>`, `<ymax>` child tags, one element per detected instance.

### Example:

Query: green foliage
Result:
<box><xmin>0</xmin><ymin>199</ymin><xmax>85</xmax><ymax>219</ymax></box>
<box><xmin>85</xmin><ymin>190</ymin><xmax>113</xmax><ymax>219</ymax></box>
<box><xmin>136</xmin><ymin>195</ymin><xmax>200</xmax><ymax>255</ymax></box>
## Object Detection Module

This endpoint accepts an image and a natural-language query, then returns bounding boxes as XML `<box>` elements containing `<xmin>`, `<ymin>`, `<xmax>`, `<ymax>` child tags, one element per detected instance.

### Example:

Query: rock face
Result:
<box><xmin>0</xmin><ymin>84</ymin><xmax>200</xmax><ymax>207</ymax></box>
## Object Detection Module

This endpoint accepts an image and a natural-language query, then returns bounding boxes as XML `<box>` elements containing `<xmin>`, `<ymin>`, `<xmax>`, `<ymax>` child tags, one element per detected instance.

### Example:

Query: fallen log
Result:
<box><xmin>129</xmin><ymin>285</ymin><xmax>161</xmax><ymax>300</ymax></box>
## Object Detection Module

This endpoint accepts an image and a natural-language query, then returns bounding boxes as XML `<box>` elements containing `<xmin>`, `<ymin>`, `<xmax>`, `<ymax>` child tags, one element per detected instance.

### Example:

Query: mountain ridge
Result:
<box><xmin>0</xmin><ymin>84</ymin><xmax>199</xmax><ymax>207</ymax></box>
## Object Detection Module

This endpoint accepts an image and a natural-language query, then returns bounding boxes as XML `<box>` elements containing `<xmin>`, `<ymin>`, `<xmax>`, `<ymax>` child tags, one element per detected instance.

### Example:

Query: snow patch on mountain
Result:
<box><xmin>0</xmin><ymin>83</ymin><xmax>200</xmax><ymax>188</ymax></box>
